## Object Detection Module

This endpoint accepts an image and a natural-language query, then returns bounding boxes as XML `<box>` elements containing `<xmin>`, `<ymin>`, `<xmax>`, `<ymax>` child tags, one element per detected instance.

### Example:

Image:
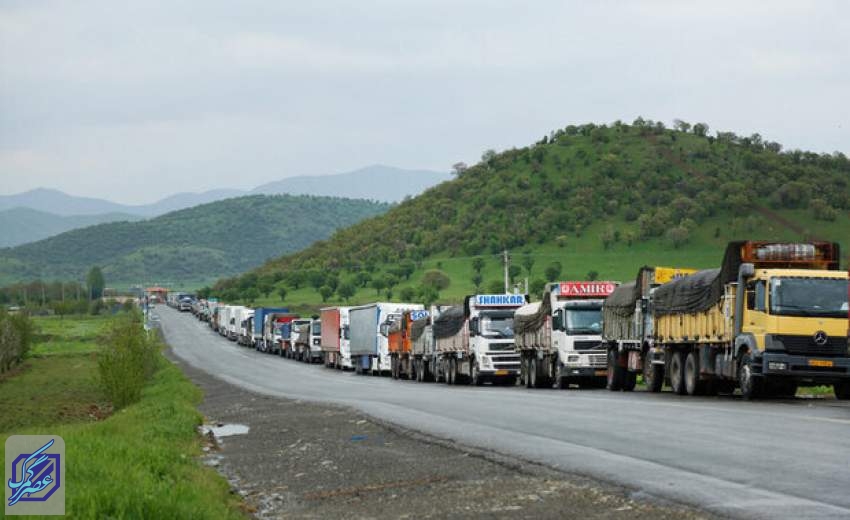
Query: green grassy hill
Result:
<box><xmin>211</xmin><ymin>119</ymin><xmax>850</xmax><ymax>311</ymax></box>
<box><xmin>0</xmin><ymin>195</ymin><xmax>391</xmax><ymax>287</ymax></box>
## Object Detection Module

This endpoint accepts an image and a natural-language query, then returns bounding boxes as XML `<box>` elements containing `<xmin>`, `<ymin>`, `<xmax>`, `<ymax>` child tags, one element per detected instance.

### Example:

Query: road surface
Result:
<box><xmin>158</xmin><ymin>306</ymin><xmax>850</xmax><ymax>519</ymax></box>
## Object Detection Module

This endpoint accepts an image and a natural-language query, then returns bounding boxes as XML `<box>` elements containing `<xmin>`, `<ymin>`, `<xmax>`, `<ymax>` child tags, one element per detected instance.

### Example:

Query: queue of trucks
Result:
<box><xmin>183</xmin><ymin>241</ymin><xmax>850</xmax><ymax>400</ymax></box>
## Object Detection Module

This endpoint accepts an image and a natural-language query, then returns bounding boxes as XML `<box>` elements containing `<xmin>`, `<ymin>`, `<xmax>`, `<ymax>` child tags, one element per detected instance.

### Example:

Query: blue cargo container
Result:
<box><xmin>253</xmin><ymin>307</ymin><xmax>290</xmax><ymax>336</ymax></box>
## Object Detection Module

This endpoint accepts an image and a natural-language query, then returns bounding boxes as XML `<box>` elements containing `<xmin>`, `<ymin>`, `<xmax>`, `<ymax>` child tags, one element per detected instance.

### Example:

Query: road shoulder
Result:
<box><xmin>168</xmin><ymin>350</ymin><xmax>716</xmax><ymax>519</ymax></box>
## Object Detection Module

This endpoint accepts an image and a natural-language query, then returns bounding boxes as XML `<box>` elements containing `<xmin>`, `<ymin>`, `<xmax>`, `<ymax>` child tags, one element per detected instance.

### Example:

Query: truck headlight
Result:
<box><xmin>481</xmin><ymin>356</ymin><xmax>492</xmax><ymax>368</ymax></box>
<box><xmin>568</xmin><ymin>355</ymin><xmax>580</xmax><ymax>363</ymax></box>
<box><xmin>768</xmin><ymin>361</ymin><xmax>787</xmax><ymax>371</ymax></box>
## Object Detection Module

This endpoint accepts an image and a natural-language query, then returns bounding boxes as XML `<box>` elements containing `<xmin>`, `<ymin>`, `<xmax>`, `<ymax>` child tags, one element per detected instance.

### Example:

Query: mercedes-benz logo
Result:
<box><xmin>813</xmin><ymin>331</ymin><xmax>828</xmax><ymax>346</ymax></box>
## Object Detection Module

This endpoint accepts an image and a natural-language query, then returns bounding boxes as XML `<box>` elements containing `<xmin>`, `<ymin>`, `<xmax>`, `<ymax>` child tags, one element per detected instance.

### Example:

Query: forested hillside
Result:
<box><xmin>0</xmin><ymin>195</ymin><xmax>391</xmax><ymax>286</ymax></box>
<box><xmin>210</xmin><ymin>119</ymin><xmax>850</xmax><ymax>309</ymax></box>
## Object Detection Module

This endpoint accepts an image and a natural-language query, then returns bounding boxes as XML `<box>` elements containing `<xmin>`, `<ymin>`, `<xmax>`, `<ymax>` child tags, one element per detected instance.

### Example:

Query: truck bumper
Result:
<box><xmin>563</xmin><ymin>366</ymin><xmax>607</xmax><ymax>378</ymax></box>
<box><xmin>480</xmin><ymin>368</ymin><xmax>519</xmax><ymax>377</ymax></box>
<box><xmin>760</xmin><ymin>352</ymin><xmax>850</xmax><ymax>383</ymax></box>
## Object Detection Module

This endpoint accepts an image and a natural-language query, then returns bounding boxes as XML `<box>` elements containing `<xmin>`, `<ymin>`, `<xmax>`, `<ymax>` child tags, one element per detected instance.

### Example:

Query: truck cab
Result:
<box><xmin>551</xmin><ymin>298</ymin><xmax>607</xmax><ymax>382</ymax></box>
<box><xmin>468</xmin><ymin>305</ymin><xmax>521</xmax><ymax>380</ymax></box>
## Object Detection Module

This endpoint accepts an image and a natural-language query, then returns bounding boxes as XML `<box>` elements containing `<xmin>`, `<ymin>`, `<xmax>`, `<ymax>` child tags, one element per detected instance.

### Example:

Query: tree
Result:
<box><xmin>472</xmin><ymin>257</ymin><xmax>485</xmax><ymax>274</ymax></box>
<box><xmin>508</xmin><ymin>265</ymin><xmax>522</xmax><ymax>283</ymax></box>
<box><xmin>673</xmin><ymin>119</ymin><xmax>691</xmax><ymax>133</ymax></box>
<box><xmin>417</xmin><ymin>285</ymin><xmax>440</xmax><ymax>307</ymax></box>
<box><xmin>665</xmin><ymin>226</ymin><xmax>690</xmax><ymax>249</ymax></box>
<box><xmin>284</xmin><ymin>270</ymin><xmax>306</xmax><ymax>290</ymax></box>
<box><xmin>355</xmin><ymin>271</ymin><xmax>372</xmax><ymax>288</ymax></box>
<box><xmin>371</xmin><ymin>277</ymin><xmax>387</xmax><ymax>296</ymax></box>
<box><xmin>86</xmin><ymin>266</ymin><xmax>105</xmax><ymax>300</ymax></box>
<box><xmin>337</xmin><ymin>282</ymin><xmax>356</xmax><ymax>302</ymax></box>
<box><xmin>258</xmin><ymin>276</ymin><xmax>274</xmax><ymax>298</ymax></box>
<box><xmin>421</xmin><ymin>269</ymin><xmax>451</xmax><ymax>291</ymax></box>
<box><xmin>481</xmin><ymin>149</ymin><xmax>497</xmax><ymax>165</ymax></box>
<box><xmin>400</xmin><ymin>287</ymin><xmax>416</xmax><ymax>302</ymax></box>
<box><xmin>451</xmin><ymin>162</ymin><xmax>468</xmax><ymax>176</ymax></box>
<box><xmin>521</xmin><ymin>254</ymin><xmax>535</xmax><ymax>277</ymax></box>
<box><xmin>692</xmin><ymin>122</ymin><xmax>709</xmax><ymax>136</ymax></box>
<box><xmin>276</xmin><ymin>283</ymin><xmax>288</xmax><ymax>303</ymax></box>
<box><xmin>487</xmin><ymin>280</ymin><xmax>505</xmax><ymax>294</ymax></box>
<box><xmin>600</xmin><ymin>226</ymin><xmax>616</xmax><ymax>250</ymax></box>
<box><xmin>399</xmin><ymin>259</ymin><xmax>416</xmax><ymax>280</ymax></box>
<box><xmin>243</xmin><ymin>287</ymin><xmax>259</xmax><ymax>304</ymax></box>
<box><xmin>319</xmin><ymin>285</ymin><xmax>333</xmax><ymax>302</ymax></box>
<box><xmin>471</xmin><ymin>273</ymin><xmax>483</xmax><ymax>292</ymax></box>
<box><xmin>544</xmin><ymin>261</ymin><xmax>562</xmax><ymax>282</ymax></box>
<box><xmin>586</xmin><ymin>271</ymin><xmax>599</xmax><ymax>281</ymax></box>
<box><xmin>530</xmin><ymin>278</ymin><xmax>546</xmax><ymax>297</ymax></box>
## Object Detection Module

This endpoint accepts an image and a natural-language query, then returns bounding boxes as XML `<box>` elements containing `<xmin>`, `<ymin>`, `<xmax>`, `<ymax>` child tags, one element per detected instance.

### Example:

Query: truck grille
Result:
<box><xmin>492</xmin><ymin>354</ymin><xmax>520</xmax><ymax>370</ymax></box>
<box><xmin>775</xmin><ymin>335</ymin><xmax>846</xmax><ymax>357</ymax></box>
<box><xmin>589</xmin><ymin>354</ymin><xmax>607</xmax><ymax>368</ymax></box>
<box><xmin>574</xmin><ymin>341</ymin><xmax>603</xmax><ymax>351</ymax></box>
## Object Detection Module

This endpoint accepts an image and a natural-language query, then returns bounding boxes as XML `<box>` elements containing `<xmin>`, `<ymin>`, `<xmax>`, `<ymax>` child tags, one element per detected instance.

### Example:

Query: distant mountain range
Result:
<box><xmin>0</xmin><ymin>194</ymin><xmax>391</xmax><ymax>286</ymax></box>
<box><xmin>0</xmin><ymin>165</ymin><xmax>450</xmax><ymax>247</ymax></box>
<box><xmin>0</xmin><ymin>208</ymin><xmax>142</xmax><ymax>248</ymax></box>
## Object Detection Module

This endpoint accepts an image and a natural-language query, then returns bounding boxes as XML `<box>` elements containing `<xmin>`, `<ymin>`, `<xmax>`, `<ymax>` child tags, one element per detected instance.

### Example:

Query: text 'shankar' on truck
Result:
<box><xmin>650</xmin><ymin>241</ymin><xmax>849</xmax><ymax>399</ymax></box>
<box><xmin>515</xmin><ymin>281</ymin><xmax>618</xmax><ymax>389</ymax></box>
<box><xmin>603</xmin><ymin>266</ymin><xmax>696</xmax><ymax>392</ymax></box>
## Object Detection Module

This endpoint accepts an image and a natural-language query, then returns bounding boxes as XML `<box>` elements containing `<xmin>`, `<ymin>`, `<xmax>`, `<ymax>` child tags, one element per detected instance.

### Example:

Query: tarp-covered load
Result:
<box><xmin>410</xmin><ymin>316</ymin><xmax>428</xmax><ymax>342</ymax></box>
<box><xmin>652</xmin><ymin>268</ymin><xmax>722</xmax><ymax>315</ymax></box>
<box><xmin>514</xmin><ymin>297</ymin><xmax>551</xmax><ymax>335</ymax></box>
<box><xmin>604</xmin><ymin>281</ymin><xmax>640</xmax><ymax>319</ymax></box>
<box><xmin>432</xmin><ymin>306</ymin><xmax>465</xmax><ymax>339</ymax></box>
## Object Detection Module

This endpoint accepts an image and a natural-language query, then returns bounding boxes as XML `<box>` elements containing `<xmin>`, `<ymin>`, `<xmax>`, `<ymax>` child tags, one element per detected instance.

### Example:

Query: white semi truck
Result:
<box><xmin>432</xmin><ymin>294</ymin><xmax>525</xmax><ymax>385</ymax></box>
<box><xmin>349</xmin><ymin>302</ymin><xmax>424</xmax><ymax>375</ymax></box>
<box><xmin>514</xmin><ymin>281</ymin><xmax>617</xmax><ymax>388</ymax></box>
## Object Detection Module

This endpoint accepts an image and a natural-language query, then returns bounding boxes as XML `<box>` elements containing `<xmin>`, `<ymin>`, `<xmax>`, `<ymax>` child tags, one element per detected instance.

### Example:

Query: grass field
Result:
<box><xmin>0</xmin><ymin>314</ymin><xmax>245</xmax><ymax>519</ymax></box>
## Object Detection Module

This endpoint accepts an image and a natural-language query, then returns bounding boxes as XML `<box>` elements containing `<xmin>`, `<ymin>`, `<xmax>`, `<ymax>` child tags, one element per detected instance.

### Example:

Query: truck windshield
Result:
<box><xmin>565</xmin><ymin>308</ymin><xmax>602</xmax><ymax>334</ymax></box>
<box><xmin>770</xmin><ymin>277</ymin><xmax>848</xmax><ymax>318</ymax></box>
<box><xmin>480</xmin><ymin>314</ymin><xmax>514</xmax><ymax>339</ymax></box>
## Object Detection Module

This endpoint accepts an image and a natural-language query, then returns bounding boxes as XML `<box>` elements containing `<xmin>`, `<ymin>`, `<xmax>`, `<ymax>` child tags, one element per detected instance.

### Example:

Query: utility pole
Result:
<box><xmin>503</xmin><ymin>250</ymin><xmax>510</xmax><ymax>294</ymax></box>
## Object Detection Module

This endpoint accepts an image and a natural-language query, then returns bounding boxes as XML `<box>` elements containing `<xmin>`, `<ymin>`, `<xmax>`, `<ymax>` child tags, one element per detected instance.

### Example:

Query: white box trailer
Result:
<box><xmin>237</xmin><ymin>308</ymin><xmax>254</xmax><ymax>346</ymax></box>
<box><xmin>349</xmin><ymin>302</ymin><xmax>424</xmax><ymax>375</ymax></box>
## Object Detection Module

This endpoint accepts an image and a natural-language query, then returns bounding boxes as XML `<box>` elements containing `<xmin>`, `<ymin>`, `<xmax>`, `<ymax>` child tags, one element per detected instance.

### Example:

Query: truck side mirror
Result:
<box><xmin>380</xmin><ymin>323</ymin><xmax>390</xmax><ymax>336</ymax></box>
<box><xmin>552</xmin><ymin>310</ymin><xmax>563</xmax><ymax>331</ymax></box>
<box><xmin>469</xmin><ymin>317</ymin><xmax>479</xmax><ymax>336</ymax></box>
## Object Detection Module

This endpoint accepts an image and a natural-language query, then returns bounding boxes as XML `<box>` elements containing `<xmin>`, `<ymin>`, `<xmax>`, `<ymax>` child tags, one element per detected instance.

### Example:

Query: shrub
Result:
<box><xmin>0</xmin><ymin>310</ymin><xmax>35</xmax><ymax>373</ymax></box>
<box><xmin>97</xmin><ymin>312</ymin><xmax>159</xmax><ymax>409</ymax></box>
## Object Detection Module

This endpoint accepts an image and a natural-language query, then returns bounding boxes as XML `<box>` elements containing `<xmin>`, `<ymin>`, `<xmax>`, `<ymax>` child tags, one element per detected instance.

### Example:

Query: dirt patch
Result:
<box><xmin>169</xmin><ymin>352</ymin><xmax>718</xmax><ymax>519</ymax></box>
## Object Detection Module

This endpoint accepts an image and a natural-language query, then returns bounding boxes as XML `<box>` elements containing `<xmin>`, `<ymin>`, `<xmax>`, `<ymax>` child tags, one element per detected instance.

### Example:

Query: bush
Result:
<box><xmin>0</xmin><ymin>310</ymin><xmax>35</xmax><ymax>373</ymax></box>
<box><xmin>421</xmin><ymin>269</ymin><xmax>451</xmax><ymax>291</ymax></box>
<box><xmin>97</xmin><ymin>312</ymin><xmax>159</xmax><ymax>409</ymax></box>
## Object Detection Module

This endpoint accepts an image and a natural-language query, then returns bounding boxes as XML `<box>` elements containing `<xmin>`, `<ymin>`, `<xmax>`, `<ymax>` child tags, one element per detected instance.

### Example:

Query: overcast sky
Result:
<box><xmin>1</xmin><ymin>1</ymin><xmax>848</xmax><ymax>204</ymax></box>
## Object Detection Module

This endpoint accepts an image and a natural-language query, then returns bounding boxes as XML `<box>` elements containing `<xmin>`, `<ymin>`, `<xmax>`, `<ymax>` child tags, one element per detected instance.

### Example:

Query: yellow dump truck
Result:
<box><xmin>652</xmin><ymin>241</ymin><xmax>849</xmax><ymax>399</ymax></box>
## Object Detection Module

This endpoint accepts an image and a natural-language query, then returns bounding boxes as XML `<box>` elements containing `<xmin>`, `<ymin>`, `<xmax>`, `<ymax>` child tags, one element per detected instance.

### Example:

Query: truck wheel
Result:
<box><xmin>530</xmin><ymin>358</ymin><xmax>539</xmax><ymax>388</ymax></box>
<box><xmin>622</xmin><ymin>371</ymin><xmax>637</xmax><ymax>392</ymax></box>
<box><xmin>738</xmin><ymin>353</ymin><xmax>763</xmax><ymax>400</ymax></box>
<box><xmin>391</xmin><ymin>357</ymin><xmax>398</xmax><ymax>379</ymax></box>
<box><xmin>447</xmin><ymin>358</ymin><xmax>455</xmax><ymax>385</ymax></box>
<box><xmin>684</xmin><ymin>351</ymin><xmax>701</xmax><ymax>396</ymax></box>
<box><xmin>644</xmin><ymin>359</ymin><xmax>664</xmax><ymax>393</ymax></box>
<box><xmin>556</xmin><ymin>363</ymin><xmax>569</xmax><ymax>389</ymax></box>
<box><xmin>471</xmin><ymin>362</ymin><xmax>483</xmax><ymax>386</ymax></box>
<box><xmin>607</xmin><ymin>350</ymin><xmax>623</xmax><ymax>391</ymax></box>
<box><xmin>669</xmin><ymin>351</ymin><xmax>687</xmax><ymax>395</ymax></box>
<box><xmin>834</xmin><ymin>382</ymin><xmax>850</xmax><ymax>400</ymax></box>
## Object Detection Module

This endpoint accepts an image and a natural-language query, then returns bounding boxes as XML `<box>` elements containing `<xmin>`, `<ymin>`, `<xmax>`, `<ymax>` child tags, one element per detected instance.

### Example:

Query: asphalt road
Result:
<box><xmin>158</xmin><ymin>306</ymin><xmax>850</xmax><ymax>520</ymax></box>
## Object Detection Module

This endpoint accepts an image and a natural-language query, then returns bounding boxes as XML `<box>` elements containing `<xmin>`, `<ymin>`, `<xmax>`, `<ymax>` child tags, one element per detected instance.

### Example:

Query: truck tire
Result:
<box><xmin>391</xmin><ymin>357</ymin><xmax>398</xmax><ymax>379</ymax></box>
<box><xmin>833</xmin><ymin>381</ymin><xmax>850</xmax><ymax>400</ymax></box>
<box><xmin>471</xmin><ymin>361</ymin><xmax>483</xmax><ymax>386</ymax></box>
<box><xmin>556</xmin><ymin>363</ymin><xmax>569</xmax><ymax>389</ymax></box>
<box><xmin>644</xmin><ymin>358</ymin><xmax>664</xmax><ymax>393</ymax></box>
<box><xmin>622</xmin><ymin>371</ymin><xmax>637</xmax><ymax>392</ymax></box>
<box><xmin>738</xmin><ymin>353</ymin><xmax>763</xmax><ymax>400</ymax></box>
<box><xmin>530</xmin><ymin>358</ymin><xmax>539</xmax><ymax>388</ymax></box>
<box><xmin>447</xmin><ymin>358</ymin><xmax>456</xmax><ymax>385</ymax></box>
<box><xmin>684</xmin><ymin>351</ymin><xmax>701</xmax><ymax>396</ymax></box>
<box><xmin>607</xmin><ymin>350</ymin><xmax>623</xmax><ymax>391</ymax></box>
<box><xmin>669</xmin><ymin>351</ymin><xmax>687</xmax><ymax>395</ymax></box>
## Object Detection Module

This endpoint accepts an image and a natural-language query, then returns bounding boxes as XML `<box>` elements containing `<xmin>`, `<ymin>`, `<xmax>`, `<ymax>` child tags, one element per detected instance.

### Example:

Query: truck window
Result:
<box><xmin>770</xmin><ymin>277</ymin><xmax>848</xmax><ymax>318</ymax></box>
